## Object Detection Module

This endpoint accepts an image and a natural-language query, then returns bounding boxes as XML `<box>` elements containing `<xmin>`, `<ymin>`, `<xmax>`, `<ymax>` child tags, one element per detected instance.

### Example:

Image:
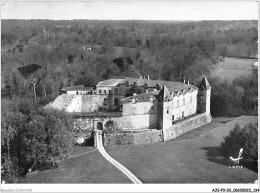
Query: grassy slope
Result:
<box><xmin>20</xmin><ymin>150</ymin><xmax>131</xmax><ymax>183</ymax></box>
<box><xmin>212</xmin><ymin>57</ymin><xmax>257</xmax><ymax>82</ymax></box>
<box><xmin>106</xmin><ymin>116</ymin><xmax>258</xmax><ymax>183</ymax></box>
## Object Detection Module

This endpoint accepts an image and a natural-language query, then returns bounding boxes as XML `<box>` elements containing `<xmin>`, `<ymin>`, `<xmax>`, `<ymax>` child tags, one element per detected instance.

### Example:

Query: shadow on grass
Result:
<box><xmin>202</xmin><ymin>146</ymin><xmax>258</xmax><ymax>173</ymax></box>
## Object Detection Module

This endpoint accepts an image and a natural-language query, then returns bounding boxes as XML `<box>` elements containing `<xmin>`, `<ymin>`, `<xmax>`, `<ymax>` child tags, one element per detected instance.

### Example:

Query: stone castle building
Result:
<box><xmin>47</xmin><ymin>76</ymin><xmax>212</xmax><ymax>131</ymax></box>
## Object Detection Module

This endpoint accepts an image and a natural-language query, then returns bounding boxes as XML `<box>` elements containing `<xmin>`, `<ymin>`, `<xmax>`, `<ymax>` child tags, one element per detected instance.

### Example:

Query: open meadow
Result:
<box><xmin>211</xmin><ymin>57</ymin><xmax>257</xmax><ymax>83</ymax></box>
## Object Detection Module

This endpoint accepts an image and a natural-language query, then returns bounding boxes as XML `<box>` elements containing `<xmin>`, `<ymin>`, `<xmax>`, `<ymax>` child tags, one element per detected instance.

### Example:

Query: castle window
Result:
<box><xmin>199</xmin><ymin>95</ymin><xmax>203</xmax><ymax>102</ymax></box>
<box><xmin>190</xmin><ymin>96</ymin><xmax>192</xmax><ymax>103</ymax></box>
<box><xmin>183</xmin><ymin>98</ymin><xmax>185</xmax><ymax>105</ymax></box>
<box><xmin>115</xmin><ymin>88</ymin><xmax>119</xmax><ymax>95</ymax></box>
<box><xmin>109</xmin><ymin>90</ymin><xmax>111</xmax><ymax>94</ymax></box>
<box><xmin>99</xmin><ymin>90</ymin><xmax>101</xmax><ymax>94</ymax></box>
<box><xmin>172</xmin><ymin>115</ymin><xmax>175</xmax><ymax>122</ymax></box>
<box><xmin>76</xmin><ymin>91</ymin><xmax>78</xmax><ymax>95</ymax></box>
<box><xmin>182</xmin><ymin>111</ymin><xmax>184</xmax><ymax>118</ymax></box>
<box><xmin>177</xmin><ymin>100</ymin><xmax>179</xmax><ymax>107</ymax></box>
<box><xmin>103</xmin><ymin>98</ymin><xmax>107</xmax><ymax>105</ymax></box>
<box><xmin>166</xmin><ymin>107</ymin><xmax>169</xmax><ymax>114</ymax></box>
<box><xmin>104</xmin><ymin>90</ymin><xmax>106</xmax><ymax>94</ymax></box>
<box><xmin>114</xmin><ymin>98</ymin><xmax>119</xmax><ymax>105</ymax></box>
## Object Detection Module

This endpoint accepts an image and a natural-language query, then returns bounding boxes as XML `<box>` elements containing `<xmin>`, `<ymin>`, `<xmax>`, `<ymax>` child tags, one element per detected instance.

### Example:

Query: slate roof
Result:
<box><xmin>198</xmin><ymin>77</ymin><xmax>211</xmax><ymax>90</ymax></box>
<box><xmin>124</xmin><ymin>77</ymin><xmax>198</xmax><ymax>93</ymax></box>
<box><xmin>96</xmin><ymin>79</ymin><xmax>126</xmax><ymax>87</ymax></box>
<box><xmin>61</xmin><ymin>85</ymin><xmax>95</xmax><ymax>91</ymax></box>
<box><xmin>95</xmin><ymin>77</ymin><xmax>198</xmax><ymax>93</ymax></box>
<box><xmin>158</xmin><ymin>85</ymin><xmax>171</xmax><ymax>100</ymax></box>
<box><xmin>121</xmin><ymin>90</ymin><xmax>160</xmax><ymax>102</ymax></box>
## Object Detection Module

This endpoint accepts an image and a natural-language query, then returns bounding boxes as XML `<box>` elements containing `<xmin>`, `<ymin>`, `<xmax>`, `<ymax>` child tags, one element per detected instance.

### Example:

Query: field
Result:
<box><xmin>211</xmin><ymin>57</ymin><xmax>257</xmax><ymax>83</ymax></box>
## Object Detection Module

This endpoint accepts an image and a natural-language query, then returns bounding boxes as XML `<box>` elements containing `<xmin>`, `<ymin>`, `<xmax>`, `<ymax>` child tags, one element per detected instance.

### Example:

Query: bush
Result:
<box><xmin>221</xmin><ymin>123</ymin><xmax>258</xmax><ymax>161</ymax></box>
<box><xmin>104</xmin><ymin>120</ymin><xmax>120</xmax><ymax>133</ymax></box>
<box><xmin>1</xmin><ymin>98</ymin><xmax>74</xmax><ymax>182</ymax></box>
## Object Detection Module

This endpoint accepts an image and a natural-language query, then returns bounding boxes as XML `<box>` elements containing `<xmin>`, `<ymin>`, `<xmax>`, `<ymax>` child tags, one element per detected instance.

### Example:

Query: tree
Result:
<box><xmin>18</xmin><ymin>64</ymin><xmax>42</xmax><ymax>99</ymax></box>
<box><xmin>221</xmin><ymin>123</ymin><xmax>258</xmax><ymax>161</ymax></box>
<box><xmin>1</xmin><ymin>98</ymin><xmax>74</xmax><ymax>182</ymax></box>
<box><xmin>217</xmin><ymin>44</ymin><xmax>228</xmax><ymax>59</ymax></box>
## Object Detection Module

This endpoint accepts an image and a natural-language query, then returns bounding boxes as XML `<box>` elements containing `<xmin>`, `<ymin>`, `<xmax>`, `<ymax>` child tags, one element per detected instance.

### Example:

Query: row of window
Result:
<box><xmin>173</xmin><ymin>96</ymin><xmax>193</xmax><ymax>108</ymax></box>
<box><xmin>98</xmin><ymin>88</ymin><xmax>119</xmax><ymax>95</ymax></box>
<box><xmin>103</xmin><ymin>98</ymin><xmax>119</xmax><ymax>106</ymax></box>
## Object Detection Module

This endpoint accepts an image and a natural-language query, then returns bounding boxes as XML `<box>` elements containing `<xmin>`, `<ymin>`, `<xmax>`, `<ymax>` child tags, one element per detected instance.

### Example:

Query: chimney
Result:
<box><xmin>187</xmin><ymin>81</ymin><xmax>189</xmax><ymax>85</ymax></box>
<box><xmin>183</xmin><ymin>77</ymin><xmax>186</xmax><ymax>84</ymax></box>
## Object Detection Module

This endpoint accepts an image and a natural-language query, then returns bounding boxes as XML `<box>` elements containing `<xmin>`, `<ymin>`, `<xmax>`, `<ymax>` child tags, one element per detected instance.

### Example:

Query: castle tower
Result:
<box><xmin>197</xmin><ymin>77</ymin><xmax>211</xmax><ymax>114</ymax></box>
<box><xmin>157</xmin><ymin>85</ymin><xmax>172</xmax><ymax>129</ymax></box>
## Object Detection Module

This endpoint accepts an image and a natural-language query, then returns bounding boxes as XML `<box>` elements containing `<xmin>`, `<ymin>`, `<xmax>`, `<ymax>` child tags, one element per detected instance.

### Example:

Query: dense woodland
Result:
<box><xmin>1</xmin><ymin>19</ymin><xmax>258</xmax><ymax>182</ymax></box>
<box><xmin>1</xmin><ymin>20</ymin><xmax>258</xmax><ymax>113</ymax></box>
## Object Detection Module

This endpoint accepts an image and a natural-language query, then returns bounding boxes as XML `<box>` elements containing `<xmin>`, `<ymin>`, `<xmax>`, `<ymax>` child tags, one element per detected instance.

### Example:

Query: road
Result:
<box><xmin>96</xmin><ymin>131</ymin><xmax>142</xmax><ymax>184</ymax></box>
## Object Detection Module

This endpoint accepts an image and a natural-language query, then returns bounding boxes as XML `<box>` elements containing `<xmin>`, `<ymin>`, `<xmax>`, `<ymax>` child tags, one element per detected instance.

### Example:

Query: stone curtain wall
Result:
<box><xmin>163</xmin><ymin>112</ymin><xmax>212</xmax><ymax>141</ymax></box>
<box><xmin>103</xmin><ymin>130</ymin><xmax>163</xmax><ymax>147</ymax></box>
<box><xmin>133</xmin><ymin>130</ymin><xmax>163</xmax><ymax>145</ymax></box>
<box><xmin>73</xmin><ymin>114</ymin><xmax>155</xmax><ymax>131</ymax></box>
<box><xmin>104</xmin><ymin>133</ymin><xmax>134</xmax><ymax>146</ymax></box>
<box><xmin>73</xmin><ymin>113</ymin><xmax>212</xmax><ymax>146</ymax></box>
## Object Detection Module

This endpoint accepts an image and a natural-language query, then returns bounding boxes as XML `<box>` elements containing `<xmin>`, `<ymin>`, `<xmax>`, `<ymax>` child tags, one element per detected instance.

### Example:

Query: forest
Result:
<box><xmin>1</xmin><ymin>19</ymin><xmax>258</xmax><ymax>113</ymax></box>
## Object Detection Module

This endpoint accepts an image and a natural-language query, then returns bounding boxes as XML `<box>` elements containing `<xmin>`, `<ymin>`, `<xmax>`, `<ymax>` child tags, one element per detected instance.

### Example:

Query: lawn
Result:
<box><xmin>106</xmin><ymin>116</ymin><xmax>258</xmax><ymax>183</ymax></box>
<box><xmin>19</xmin><ymin>116</ymin><xmax>257</xmax><ymax>183</ymax></box>
<box><xmin>211</xmin><ymin>57</ymin><xmax>257</xmax><ymax>82</ymax></box>
<box><xmin>20</xmin><ymin>147</ymin><xmax>131</xmax><ymax>183</ymax></box>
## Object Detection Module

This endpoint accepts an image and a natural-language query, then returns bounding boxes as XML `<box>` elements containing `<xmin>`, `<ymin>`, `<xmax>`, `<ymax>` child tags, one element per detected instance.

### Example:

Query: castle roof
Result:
<box><xmin>198</xmin><ymin>77</ymin><xmax>211</xmax><ymax>90</ymax></box>
<box><xmin>95</xmin><ymin>77</ymin><xmax>198</xmax><ymax>93</ymax></box>
<box><xmin>61</xmin><ymin>85</ymin><xmax>94</xmax><ymax>91</ymax></box>
<box><xmin>121</xmin><ymin>90</ymin><xmax>160</xmax><ymax>103</ymax></box>
<box><xmin>96</xmin><ymin>79</ymin><xmax>125</xmax><ymax>87</ymax></box>
<box><xmin>124</xmin><ymin>77</ymin><xmax>198</xmax><ymax>92</ymax></box>
<box><xmin>158</xmin><ymin>85</ymin><xmax>171</xmax><ymax>100</ymax></box>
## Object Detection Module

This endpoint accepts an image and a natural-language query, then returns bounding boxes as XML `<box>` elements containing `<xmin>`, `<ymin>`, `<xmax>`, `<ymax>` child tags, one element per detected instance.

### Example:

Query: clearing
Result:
<box><xmin>211</xmin><ymin>57</ymin><xmax>257</xmax><ymax>82</ymax></box>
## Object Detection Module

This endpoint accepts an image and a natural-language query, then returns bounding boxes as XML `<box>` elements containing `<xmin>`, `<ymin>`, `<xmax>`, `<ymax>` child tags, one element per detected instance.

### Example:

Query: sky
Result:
<box><xmin>1</xmin><ymin>1</ymin><xmax>258</xmax><ymax>20</ymax></box>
